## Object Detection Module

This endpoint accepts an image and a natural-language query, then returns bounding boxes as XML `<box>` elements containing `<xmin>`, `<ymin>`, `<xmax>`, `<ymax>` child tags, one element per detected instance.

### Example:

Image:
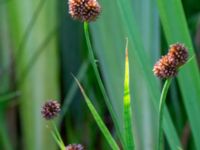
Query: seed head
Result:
<box><xmin>168</xmin><ymin>43</ymin><xmax>189</xmax><ymax>67</ymax></box>
<box><xmin>153</xmin><ymin>55</ymin><xmax>177</xmax><ymax>79</ymax></box>
<box><xmin>153</xmin><ymin>43</ymin><xmax>189</xmax><ymax>79</ymax></box>
<box><xmin>68</xmin><ymin>0</ymin><xmax>101</xmax><ymax>22</ymax></box>
<box><xmin>41</xmin><ymin>100</ymin><xmax>60</xmax><ymax>120</ymax></box>
<box><xmin>66</xmin><ymin>144</ymin><xmax>84</xmax><ymax>150</ymax></box>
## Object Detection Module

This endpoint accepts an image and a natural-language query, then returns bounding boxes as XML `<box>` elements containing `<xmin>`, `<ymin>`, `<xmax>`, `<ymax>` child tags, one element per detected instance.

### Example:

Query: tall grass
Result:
<box><xmin>0</xmin><ymin>0</ymin><xmax>200</xmax><ymax>149</ymax></box>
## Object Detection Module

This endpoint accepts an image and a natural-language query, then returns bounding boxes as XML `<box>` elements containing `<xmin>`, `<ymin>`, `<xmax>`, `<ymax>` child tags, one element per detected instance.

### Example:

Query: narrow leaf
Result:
<box><xmin>123</xmin><ymin>39</ymin><xmax>135</xmax><ymax>150</ymax></box>
<box><xmin>74</xmin><ymin>77</ymin><xmax>120</xmax><ymax>150</ymax></box>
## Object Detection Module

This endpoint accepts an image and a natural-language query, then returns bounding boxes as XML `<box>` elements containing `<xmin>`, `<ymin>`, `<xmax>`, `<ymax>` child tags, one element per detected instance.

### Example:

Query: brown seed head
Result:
<box><xmin>153</xmin><ymin>55</ymin><xmax>177</xmax><ymax>79</ymax></box>
<box><xmin>68</xmin><ymin>0</ymin><xmax>101</xmax><ymax>22</ymax></box>
<box><xmin>41</xmin><ymin>100</ymin><xmax>60</xmax><ymax>120</ymax></box>
<box><xmin>168</xmin><ymin>43</ymin><xmax>189</xmax><ymax>67</ymax></box>
<box><xmin>66</xmin><ymin>144</ymin><xmax>84</xmax><ymax>150</ymax></box>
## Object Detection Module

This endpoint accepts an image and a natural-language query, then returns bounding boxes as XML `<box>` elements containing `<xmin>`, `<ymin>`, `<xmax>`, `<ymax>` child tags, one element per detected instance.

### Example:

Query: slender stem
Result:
<box><xmin>158</xmin><ymin>78</ymin><xmax>172</xmax><ymax>150</ymax></box>
<box><xmin>83</xmin><ymin>22</ymin><xmax>125</xmax><ymax>145</ymax></box>
<box><xmin>50</xmin><ymin>121</ymin><xmax>65</xmax><ymax>150</ymax></box>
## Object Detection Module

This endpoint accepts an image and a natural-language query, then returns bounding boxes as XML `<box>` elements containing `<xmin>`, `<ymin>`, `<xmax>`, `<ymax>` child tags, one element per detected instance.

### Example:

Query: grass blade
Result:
<box><xmin>74</xmin><ymin>77</ymin><xmax>120</xmax><ymax>150</ymax></box>
<box><xmin>59</xmin><ymin>61</ymin><xmax>89</xmax><ymax>123</ymax></box>
<box><xmin>123</xmin><ymin>39</ymin><xmax>135</xmax><ymax>150</ymax></box>
<box><xmin>84</xmin><ymin>22</ymin><xmax>125</xmax><ymax>145</ymax></box>
<box><xmin>0</xmin><ymin>111</ymin><xmax>13</xmax><ymax>150</ymax></box>
<box><xmin>0</xmin><ymin>91</ymin><xmax>20</xmax><ymax>103</ymax></box>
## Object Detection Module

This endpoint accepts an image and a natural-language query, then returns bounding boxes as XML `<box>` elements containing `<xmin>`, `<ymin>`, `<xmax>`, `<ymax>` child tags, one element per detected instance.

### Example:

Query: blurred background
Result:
<box><xmin>0</xmin><ymin>0</ymin><xmax>200</xmax><ymax>149</ymax></box>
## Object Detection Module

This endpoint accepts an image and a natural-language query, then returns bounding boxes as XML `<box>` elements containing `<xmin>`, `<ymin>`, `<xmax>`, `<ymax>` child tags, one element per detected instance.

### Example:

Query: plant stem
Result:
<box><xmin>50</xmin><ymin>121</ymin><xmax>65</xmax><ymax>150</ymax></box>
<box><xmin>158</xmin><ymin>78</ymin><xmax>172</xmax><ymax>150</ymax></box>
<box><xmin>83</xmin><ymin>22</ymin><xmax>125</xmax><ymax>146</ymax></box>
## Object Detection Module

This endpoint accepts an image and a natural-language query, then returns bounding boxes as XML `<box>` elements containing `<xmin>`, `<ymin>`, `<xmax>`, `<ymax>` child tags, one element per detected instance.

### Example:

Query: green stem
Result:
<box><xmin>158</xmin><ymin>78</ymin><xmax>172</xmax><ymax>150</ymax></box>
<box><xmin>50</xmin><ymin>121</ymin><xmax>65</xmax><ymax>150</ymax></box>
<box><xmin>83</xmin><ymin>22</ymin><xmax>125</xmax><ymax>146</ymax></box>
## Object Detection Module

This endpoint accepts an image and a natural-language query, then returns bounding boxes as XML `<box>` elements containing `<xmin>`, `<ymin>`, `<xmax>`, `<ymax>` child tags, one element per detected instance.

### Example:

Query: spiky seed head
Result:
<box><xmin>66</xmin><ymin>144</ymin><xmax>84</xmax><ymax>150</ymax></box>
<box><xmin>41</xmin><ymin>100</ymin><xmax>60</xmax><ymax>120</ymax></box>
<box><xmin>68</xmin><ymin>0</ymin><xmax>101</xmax><ymax>22</ymax></box>
<box><xmin>153</xmin><ymin>55</ymin><xmax>177</xmax><ymax>79</ymax></box>
<box><xmin>168</xmin><ymin>43</ymin><xmax>189</xmax><ymax>67</ymax></box>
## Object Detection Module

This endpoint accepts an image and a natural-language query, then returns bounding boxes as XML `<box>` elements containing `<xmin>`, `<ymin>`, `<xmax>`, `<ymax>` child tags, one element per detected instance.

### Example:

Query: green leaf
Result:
<box><xmin>123</xmin><ymin>39</ymin><xmax>135</xmax><ymax>150</ymax></box>
<box><xmin>0</xmin><ymin>92</ymin><xmax>20</xmax><ymax>103</ymax></box>
<box><xmin>84</xmin><ymin>22</ymin><xmax>125</xmax><ymax>146</ymax></box>
<box><xmin>59</xmin><ymin>61</ymin><xmax>89</xmax><ymax>123</ymax></box>
<box><xmin>74</xmin><ymin>77</ymin><xmax>120</xmax><ymax>150</ymax></box>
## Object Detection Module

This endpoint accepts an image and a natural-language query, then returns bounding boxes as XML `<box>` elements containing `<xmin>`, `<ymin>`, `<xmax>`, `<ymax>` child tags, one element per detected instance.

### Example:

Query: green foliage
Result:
<box><xmin>156</xmin><ymin>0</ymin><xmax>200</xmax><ymax>149</ymax></box>
<box><xmin>123</xmin><ymin>40</ymin><xmax>135</xmax><ymax>150</ymax></box>
<box><xmin>0</xmin><ymin>0</ymin><xmax>200</xmax><ymax>149</ymax></box>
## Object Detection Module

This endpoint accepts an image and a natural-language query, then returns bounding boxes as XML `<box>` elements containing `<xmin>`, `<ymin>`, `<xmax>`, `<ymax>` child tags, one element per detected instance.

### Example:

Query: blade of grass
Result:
<box><xmin>17</xmin><ymin>25</ymin><xmax>59</xmax><ymax>85</ymax></box>
<box><xmin>59</xmin><ymin>61</ymin><xmax>89</xmax><ymax>123</ymax></box>
<box><xmin>0</xmin><ymin>5</ymin><xmax>15</xmax><ymax>150</ymax></box>
<box><xmin>0</xmin><ymin>110</ymin><xmax>13</xmax><ymax>150</ymax></box>
<box><xmin>74</xmin><ymin>77</ymin><xmax>120</xmax><ymax>150</ymax></box>
<box><xmin>84</xmin><ymin>22</ymin><xmax>125</xmax><ymax>146</ymax></box>
<box><xmin>0</xmin><ymin>91</ymin><xmax>20</xmax><ymax>103</ymax></box>
<box><xmin>156</xmin><ymin>0</ymin><xmax>200</xmax><ymax>149</ymax></box>
<box><xmin>15</xmin><ymin>0</ymin><xmax>48</xmax><ymax>60</ymax></box>
<box><xmin>132</xmin><ymin>1</ymin><xmax>160</xmax><ymax>147</ymax></box>
<box><xmin>51</xmin><ymin>121</ymin><xmax>65</xmax><ymax>149</ymax></box>
<box><xmin>123</xmin><ymin>39</ymin><xmax>135</xmax><ymax>150</ymax></box>
<box><xmin>51</xmin><ymin>132</ymin><xmax>65</xmax><ymax>150</ymax></box>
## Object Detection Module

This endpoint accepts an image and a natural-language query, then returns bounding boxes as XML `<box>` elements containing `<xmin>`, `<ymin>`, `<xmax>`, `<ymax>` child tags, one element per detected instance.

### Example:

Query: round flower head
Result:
<box><xmin>153</xmin><ymin>55</ymin><xmax>177</xmax><ymax>79</ymax></box>
<box><xmin>168</xmin><ymin>43</ymin><xmax>189</xmax><ymax>67</ymax></box>
<box><xmin>41</xmin><ymin>100</ymin><xmax>60</xmax><ymax>120</ymax></box>
<box><xmin>153</xmin><ymin>43</ymin><xmax>189</xmax><ymax>79</ymax></box>
<box><xmin>68</xmin><ymin>0</ymin><xmax>101</xmax><ymax>22</ymax></box>
<box><xmin>66</xmin><ymin>144</ymin><xmax>84</xmax><ymax>150</ymax></box>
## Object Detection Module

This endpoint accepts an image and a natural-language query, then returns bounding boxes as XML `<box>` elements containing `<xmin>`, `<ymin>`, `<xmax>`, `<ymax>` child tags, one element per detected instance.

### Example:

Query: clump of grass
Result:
<box><xmin>73</xmin><ymin>38</ymin><xmax>135</xmax><ymax>150</ymax></box>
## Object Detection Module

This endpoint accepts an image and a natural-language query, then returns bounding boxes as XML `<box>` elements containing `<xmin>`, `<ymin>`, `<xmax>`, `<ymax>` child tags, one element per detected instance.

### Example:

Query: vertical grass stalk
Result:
<box><xmin>123</xmin><ymin>39</ymin><xmax>135</xmax><ymax>150</ymax></box>
<box><xmin>50</xmin><ymin>121</ymin><xmax>65</xmax><ymax>150</ymax></box>
<box><xmin>158</xmin><ymin>78</ymin><xmax>172</xmax><ymax>150</ymax></box>
<box><xmin>83</xmin><ymin>22</ymin><xmax>125</xmax><ymax>146</ymax></box>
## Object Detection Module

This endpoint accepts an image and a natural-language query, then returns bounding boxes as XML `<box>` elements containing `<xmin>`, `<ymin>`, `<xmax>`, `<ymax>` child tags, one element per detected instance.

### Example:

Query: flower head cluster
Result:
<box><xmin>66</xmin><ymin>144</ymin><xmax>84</xmax><ymax>150</ymax></box>
<box><xmin>68</xmin><ymin>0</ymin><xmax>101</xmax><ymax>22</ymax></box>
<box><xmin>153</xmin><ymin>43</ymin><xmax>189</xmax><ymax>79</ymax></box>
<box><xmin>41</xmin><ymin>100</ymin><xmax>61</xmax><ymax>120</ymax></box>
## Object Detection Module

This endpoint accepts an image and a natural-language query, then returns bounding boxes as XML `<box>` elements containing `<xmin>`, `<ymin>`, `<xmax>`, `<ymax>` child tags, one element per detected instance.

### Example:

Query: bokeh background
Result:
<box><xmin>0</xmin><ymin>0</ymin><xmax>200</xmax><ymax>149</ymax></box>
